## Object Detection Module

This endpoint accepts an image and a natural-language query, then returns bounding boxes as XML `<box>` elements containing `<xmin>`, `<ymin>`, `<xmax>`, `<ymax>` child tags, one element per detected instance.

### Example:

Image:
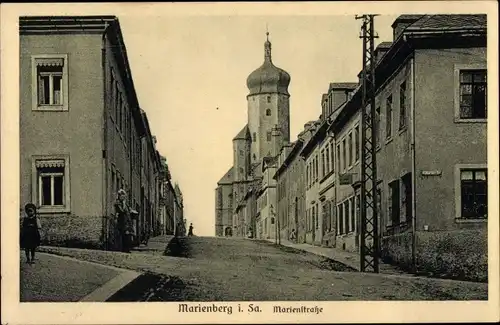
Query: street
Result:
<box><xmin>29</xmin><ymin>236</ymin><xmax>488</xmax><ymax>302</ymax></box>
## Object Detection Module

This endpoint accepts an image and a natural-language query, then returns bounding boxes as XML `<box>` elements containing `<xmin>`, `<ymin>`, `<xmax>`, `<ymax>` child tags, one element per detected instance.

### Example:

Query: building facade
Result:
<box><xmin>19</xmin><ymin>16</ymin><xmax>182</xmax><ymax>249</ymax></box>
<box><xmin>325</xmin><ymin>14</ymin><xmax>487</xmax><ymax>277</ymax></box>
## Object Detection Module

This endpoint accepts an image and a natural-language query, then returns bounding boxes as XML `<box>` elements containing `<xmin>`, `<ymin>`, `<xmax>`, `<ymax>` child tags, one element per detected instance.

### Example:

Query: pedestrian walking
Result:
<box><xmin>114</xmin><ymin>189</ymin><xmax>133</xmax><ymax>253</ymax></box>
<box><xmin>188</xmin><ymin>223</ymin><xmax>194</xmax><ymax>236</ymax></box>
<box><xmin>20</xmin><ymin>203</ymin><xmax>41</xmax><ymax>265</ymax></box>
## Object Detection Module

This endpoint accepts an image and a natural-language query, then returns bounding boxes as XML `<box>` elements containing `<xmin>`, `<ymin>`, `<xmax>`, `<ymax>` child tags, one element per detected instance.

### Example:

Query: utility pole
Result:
<box><xmin>355</xmin><ymin>14</ymin><xmax>379</xmax><ymax>273</ymax></box>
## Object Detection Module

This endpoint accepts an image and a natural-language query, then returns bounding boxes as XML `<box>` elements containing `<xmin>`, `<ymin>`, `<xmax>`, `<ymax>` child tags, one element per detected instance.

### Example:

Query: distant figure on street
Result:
<box><xmin>247</xmin><ymin>227</ymin><xmax>253</xmax><ymax>239</ymax></box>
<box><xmin>20</xmin><ymin>203</ymin><xmax>41</xmax><ymax>264</ymax></box>
<box><xmin>114</xmin><ymin>189</ymin><xmax>133</xmax><ymax>253</ymax></box>
<box><xmin>290</xmin><ymin>228</ymin><xmax>297</xmax><ymax>241</ymax></box>
<box><xmin>188</xmin><ymin>223</ymin><xmax>194</xmax><ymax>236</ymax></box>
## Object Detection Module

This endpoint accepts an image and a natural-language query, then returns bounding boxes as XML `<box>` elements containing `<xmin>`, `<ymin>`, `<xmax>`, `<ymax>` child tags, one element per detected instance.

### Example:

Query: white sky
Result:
<box><xmin>118</xmin><ymin>14</ymin><xmax>397</xmax><ymax>236</ymax></box>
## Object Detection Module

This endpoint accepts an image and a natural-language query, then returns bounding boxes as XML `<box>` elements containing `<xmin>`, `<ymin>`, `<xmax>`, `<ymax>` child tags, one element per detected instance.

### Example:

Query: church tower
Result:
<box><xmin>246</xmin><ymin>32</ymin><xmax>291</xmax><ymax>161</ymax></box>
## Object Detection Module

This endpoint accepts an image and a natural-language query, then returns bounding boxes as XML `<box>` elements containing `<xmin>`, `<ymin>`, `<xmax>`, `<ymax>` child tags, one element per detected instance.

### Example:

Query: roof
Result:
<box><xmin>376</xmin><ymin>41</ymin><xmax>393</xmax><ymax>49</ymax></box>
<box><xmin>217</xmin><ymin>167</ymin><xmax>234</xmax><ymax>185</ymax></box>
<box><xmin>328</xmin><ymin>82</ymin><xmax>358</xmax><ymax>91</ymax></box>
<box><xmin>391</xmin><ymin>14</ymin><xmax>426</xmax><ymax>27</ymax></box>
<box><xmin>233</xmin><ymin>124</ymin><xmax>251</xmax><ymax>141</ymax></box>
<box><xmin>406</xmin><ymin>14</ymin><xmax>486</xmax><ymax>31</ymax></box>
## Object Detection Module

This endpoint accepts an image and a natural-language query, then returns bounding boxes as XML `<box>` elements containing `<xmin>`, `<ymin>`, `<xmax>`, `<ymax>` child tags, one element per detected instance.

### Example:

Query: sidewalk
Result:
<box><xmin>267</xmin><ymin>238</ymin><xmax>407</xmax><ymax>275</ymax></box>
<box><xmin>21</xmin><ymin>252</ymin><xmax>140</xmax><ymax>302</ymax></box>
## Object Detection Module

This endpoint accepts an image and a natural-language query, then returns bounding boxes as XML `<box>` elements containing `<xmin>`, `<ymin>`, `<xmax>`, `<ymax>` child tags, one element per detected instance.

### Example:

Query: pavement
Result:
<box><xmin>265</xmin><ymin>238</ymin><xmax>406</xmax><ymax>275</ymax></box>
<box><xmin>20</xmin><ymin>252</ymin><xmax>141</xmax><ymax>302</ymax></box>
<box><xmin>33</xmin><ymin>235</ymin><xmax>488</xmax><ymax>301</ymax></box>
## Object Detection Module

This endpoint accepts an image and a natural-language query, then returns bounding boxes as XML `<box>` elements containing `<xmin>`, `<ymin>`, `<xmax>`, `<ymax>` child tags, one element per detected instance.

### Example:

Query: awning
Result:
<box><xmin>35</xmin><ymin>159</ymin><xmax>65</xmax><ymax>168</ymax></box>
<box><xmin>36</xmin><ymin>58</ymin><xmax>64</xmax><ymax>67</ymax></box>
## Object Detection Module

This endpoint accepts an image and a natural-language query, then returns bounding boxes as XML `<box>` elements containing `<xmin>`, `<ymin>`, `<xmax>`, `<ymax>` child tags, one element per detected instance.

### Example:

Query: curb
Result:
<box><xmin>38</xmin><ymin>252</ymin><xmax>142</xmax><ymax>302</ymax></box>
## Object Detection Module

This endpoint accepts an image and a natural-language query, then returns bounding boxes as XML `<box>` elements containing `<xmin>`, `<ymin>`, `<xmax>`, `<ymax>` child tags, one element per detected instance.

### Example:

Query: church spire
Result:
<box><xmin>265</xmin><ymin>25</ymin><xmax>272</xmax><ymax>62</ymax></box>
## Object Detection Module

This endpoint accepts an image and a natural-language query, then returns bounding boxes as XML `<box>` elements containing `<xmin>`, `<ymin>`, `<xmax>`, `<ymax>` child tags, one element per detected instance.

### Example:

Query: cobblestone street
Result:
<box><xmin>34</xmin><ymin>236</ymin><xmax>488</xmax><ymax>302</ymax></box>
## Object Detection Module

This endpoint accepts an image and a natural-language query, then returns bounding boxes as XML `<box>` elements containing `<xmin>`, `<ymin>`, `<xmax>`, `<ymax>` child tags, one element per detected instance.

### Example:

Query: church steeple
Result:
<box><xmin>265</xmin><ymin>28</ymin><xmax>272</xmax><ymax>62</ymax></box>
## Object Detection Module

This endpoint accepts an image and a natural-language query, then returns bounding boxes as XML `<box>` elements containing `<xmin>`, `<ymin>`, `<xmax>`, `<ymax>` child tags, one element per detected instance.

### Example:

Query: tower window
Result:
<box><xmin>252</xmin><ymin>132</ymin><xmax>256</xmax><ymax>142</ymax></box>
<box><xmin>267</xmin><ymin>131</ymin><xmax>272</xmax><ymax>141</ymax></box>
<box><xmin>253</xmin><ymin>153</ymin><xmax>256</xmax><ymax>160</ymax></box>
<box><xmin>267</xmin><ymin>95</ymin><xmax>271</xmax><ymax>103</ymax></box>
<box><xmin>266</xmin><ymin>109</ymin><xmax>271</xmax><ymax>116</ymax></box>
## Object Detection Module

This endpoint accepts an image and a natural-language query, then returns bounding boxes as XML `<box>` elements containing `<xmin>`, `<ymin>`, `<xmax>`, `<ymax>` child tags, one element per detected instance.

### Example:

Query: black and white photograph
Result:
<box><xmin>1</xmin><ymin>1</ymin><xmax>498</xmax><ymax>324</ymax></box>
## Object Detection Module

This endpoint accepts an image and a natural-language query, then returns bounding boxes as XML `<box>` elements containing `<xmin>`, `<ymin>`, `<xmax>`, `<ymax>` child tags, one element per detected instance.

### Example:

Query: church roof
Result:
<box><xmin>217</xmin><ymin>166</ymin><xmax>234</xmax><ymax>185</ymax></box>
<box><xmin>233</xmin><ymin>124</ymin><xmax>251</xmax><ymax>141</ymax></box>
<box><xmin>246</xmin><ymin>32</ymin><xmax>291</xmax><ymax>96</ymax></box>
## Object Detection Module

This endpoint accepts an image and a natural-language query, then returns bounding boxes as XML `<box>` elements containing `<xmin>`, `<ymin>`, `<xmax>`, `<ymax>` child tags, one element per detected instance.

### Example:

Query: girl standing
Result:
<box><xmin>20</xmin><ymin>203</ymin><xmax>41</xmax><ymax>264</ymax></box>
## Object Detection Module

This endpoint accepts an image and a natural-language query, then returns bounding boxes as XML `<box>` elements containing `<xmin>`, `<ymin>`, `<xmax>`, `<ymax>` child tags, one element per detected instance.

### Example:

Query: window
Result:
<box><xmin>459</xmin><ymin>168</ymin><xmax>487</xmax><ymax>219</ymax></box>
<box><xmin>330</xmin><ymin>143</ymin><xmax>335</xmax><ymax>173</ymax></box>
<box><xmin>399</xmin><ymin>82</ymin><xmax>407</xmax><ymax>129</ymax></box>
<box><xmin>239</xmin><ymin>149</ymin><xmax>244</xmax><ymax>156</ymax></box>
<box><xmin>312</xmin><ymin>206</ymin><xmax>315</xmax><ymax>231</ymax></box>
<box><xmin>344</xmin><ymin>201</ymin><xmax>350</xmax><ymax>233</ymax></box>
<box><xmin>32</xmin><ymin>156</ymin><xmax>70</xmax><ymax>213</ymax></box>
<box><xmin>348</xmin><ymin>132</ymin><xmax>353</xmax><ymax>167</ymax></box>
<box><xmin>355</xmin><ymin>193</ymin><xmax>361</xmax><ymax>233</ymax></box>
<box><xmin>458</xmin><ymin>69</ymin><xmax>487</xmax><ymax>120</ymax></box>
<box><xmin>349</xmin><ymin>197</ymin><xmax>355</xmax><ymax>233</ymax></box>
<box><xmin>325</xmin><ymin>147</ymin><xmax>330</xmax><ymax>175</ymax></box>
<box><xmin>389</xmin><ymin>180</ymin><xmax>400</xmax><ymax>225</ymax></box>
<box><xmin>267</xmin><ymin>131</ymin><xmax>272</xmax><ymax>142</ymax></box>
<box><xmin>316</xmin><ymin>203</ymin><xmax>319</xmax><ymax>229</ymax></box>
<box><xmin>342</xmin><ymin>139</ymin><xmax>346</xmax><ymax>172</ymax></box>
<box><xmin>32</xmin><ymin>55</ymin><xmax>68</xmax><ymax>111</ymax></box>
<box><xmin>338</xmin><ymin>204</ymin><xmax>344</xmax><ymax>235</ymax></box>
<box><xmin>401</xmin><ymin>173</ymin><xmax>412</xmax><ymax>222</ymax></box>
<box><xmin>266</xmin><ymin>109</ymin><xmax>271</xmax><ymax>116</ymax></box>
<box><xmin>315</xmin><ymin>156</ymin><xmax>319</xmax><ymax>182</ymax></box>
<box><xmin>267</xmin><ymin>95</ymin><xmax>271</xmax><ymax>103</ymax></box>
<box><xmin>321</xmin><ymin>151</ymin><xmax>325</xmax><ymax>177</ymax></box>
<box><xmin>375</xmin><ymin>106</ymin><xmax>381</xmax><ymax>147</ymax></box>
<box><xmin>354</xmin><ymin>126</ymin><xmax>360</xmax><ymax>162</ymax></box>
<box><xmin>336</xmin><ymin>144</ymin><xmax>341</xmax><ymax>173</ymax></box>
<box><xmin>386</xmin><ymin>95</ymin><xmax>393</xmax><ymax>138</ymax></box>
<box><xmin>110</xmin><ymin>69</ymin><xmax>116</xmax><ymax>120</ymax></box>
<box><xmin>252</xmin><ymin>132</ymin><xmax>256</xmax><ymax>142</ymax></box>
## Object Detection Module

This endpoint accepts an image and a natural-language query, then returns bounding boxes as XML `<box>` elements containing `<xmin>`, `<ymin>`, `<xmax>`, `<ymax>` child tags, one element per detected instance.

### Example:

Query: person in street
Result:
<box><xmin>290</xmin><ymin>228</ymin><xmax>297</xmax><ymax>241</ymax></box>
<box><xmin>188</xmin><ymin>223</ymin><xmax>194</xmax><ymax>236</ymax></box>
<box><xmin>114</xmin><ymin>189</ymin><xmax>133</xmax><ymax>253</ymax></box>
<box><xmin>20</xmin><ymin>203</ymin><xmax>42</xmax><ymax>264</ymax></box>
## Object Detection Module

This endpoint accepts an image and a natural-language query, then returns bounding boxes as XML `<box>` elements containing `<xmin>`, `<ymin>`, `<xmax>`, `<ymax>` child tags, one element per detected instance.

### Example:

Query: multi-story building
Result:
<box><xmin>328</xmin><ymin>14</ymin><xmax>487</xmax><ymax>276</ymax></box>
<box><xmin>273</xmin><ymin>122</ymin><xmax>315</xmax><ymax>243</ymax></box>
<box><xmin>19</xmin><ymin>16</ymin><xmax>174</xmax><ymax>249</ymax></box>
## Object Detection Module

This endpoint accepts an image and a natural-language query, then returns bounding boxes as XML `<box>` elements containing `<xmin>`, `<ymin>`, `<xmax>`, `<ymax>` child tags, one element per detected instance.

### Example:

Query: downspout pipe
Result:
<box><xmin>409</xmin><ymin>45</ymin><xmax>418</xmax><ymax>273</ymax></box>
<box><xmin>101</xmin><ymin>22</ymin><xmax>110</xmax><ymax>250</ymax></box>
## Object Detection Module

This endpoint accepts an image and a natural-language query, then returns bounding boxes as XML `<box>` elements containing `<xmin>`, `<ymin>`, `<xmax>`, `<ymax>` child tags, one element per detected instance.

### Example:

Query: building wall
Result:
<box><xmin>414</xmin><ymin>48</ymin><xmax>487</xmax><ymax>231</ymax></box>
<box><xmin>318</xmin><ymin>136</ymin><xmax>337</xmax><ymax>247</ymax></box>
<box><xmin>375</xmin><ymin>59</ymin><xmax>413</xmax><ymax>236</ymax></box>
<box><xmin>20</xmin><ymin>34</ymin><xmax>105</xmax><ymax>220</ymax></box>
<box><xmin>335</xmin><ymin>111</ymin><xmax>361</xmax><ymax>253</ymax></box>
<box><xmin>215</xmin><ymin>183</ymin><xmax>234</xmax><ymax>236</ymax></box>
<box><xmin>305</xmin><ymin>145</ymin><xmax>322</xmax><ymax>245</ymax></box>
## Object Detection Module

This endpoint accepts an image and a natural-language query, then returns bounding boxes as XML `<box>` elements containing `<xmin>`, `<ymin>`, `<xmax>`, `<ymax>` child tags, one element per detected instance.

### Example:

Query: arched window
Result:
<box><xmin>266</xmin><ymin>109</ymin><xmax>271</xmax><ymax>116</ymax></box>
<box><xmin>253</xmin><ymin>153</ymin><xmax>256</xmax><ymax>161</ymax></box>
<box><xmin>267</xmin><ymin>95</ymin><xmax>271</xmax><ymax>103</ymax></box>
<box><xmin>271</xmin><ymin>217</ymin><xmax>275</xmax><ymax>225</ymax></box>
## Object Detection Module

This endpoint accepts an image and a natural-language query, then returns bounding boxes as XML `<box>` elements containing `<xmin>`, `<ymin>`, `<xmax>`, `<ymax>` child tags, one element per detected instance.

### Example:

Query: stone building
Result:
<box><xmin>215</xmin><ymin>32</ymin><xmax>291</xmax><ymax>237</ymax></box>
<box><xmin>19</xmin><ymin>16</ymin><xmax>176</xmax><ymax>249</ymax></box>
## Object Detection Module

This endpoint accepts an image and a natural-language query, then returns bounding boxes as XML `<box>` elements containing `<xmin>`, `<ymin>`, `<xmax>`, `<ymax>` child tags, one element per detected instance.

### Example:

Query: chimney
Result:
<box><xmin>391</xmin><ymin>15</ymin><xmax>424</xmax><ymax>41</ymax></box>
